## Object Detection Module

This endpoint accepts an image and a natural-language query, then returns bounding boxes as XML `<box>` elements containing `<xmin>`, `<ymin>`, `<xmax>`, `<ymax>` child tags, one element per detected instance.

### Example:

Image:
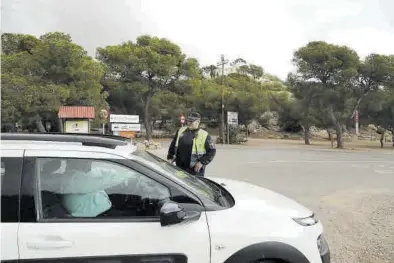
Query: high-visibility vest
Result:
<box><xmin>175</xmin><ymin>127</ymin><xmax>208</xmax><ymax>168</ymax></box>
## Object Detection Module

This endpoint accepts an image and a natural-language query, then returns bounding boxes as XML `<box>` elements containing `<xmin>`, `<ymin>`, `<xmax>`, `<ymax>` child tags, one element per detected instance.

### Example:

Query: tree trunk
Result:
<box><xmin>218</xmin><ymin>123</ymin><xmax>223</xmax><ymax>143</ymax></box>
<box><xmin>58</xmin><ymin>118</ymin><xmax>64</xmax><ymax>133</ymax></box>
<box><xmin>380</xmin><ymin>132</ymin><xmax>384</xmax><ymax>148</ymax></box>
<box><xmin>302</xmin><ymin>124</ymin><xmax>311</xmax><ymax>145</ymax></box>
<box><xmin>335</xmin><ymin>123</ymin><xmax>343</xmax><ymax>149</ymax></box>
<box><xmin>388</xmin><ymin>128</ymin><xmax>394</xmax><ymax>147</ymax></box>
<box><xmin>144</xmin><ymin>92</ymin><xmax>153</xmax><ymax>140</ymax></box>
<box><xmin>350</xmin><ymin>96</ymin><xmax>364</xmax><ymax>119</ymax></box>
<box><xmin>327</xmin><ymin>107</ymin><xmax>343</xmax><ymax>148</ymax></box>
<box><xmin>327</xmin><ymin>129</ymin><xmax>332</xmax><ymax>140</ymax></box>
<box><xmin>35</xmin><ymin>115</ymin><xmax>46</xmax><ymax>132</ymax></box>
<box><xmin>327</xmin><ymin>129</ymin><xmax>334</xmax><ymax>148</ymax></box>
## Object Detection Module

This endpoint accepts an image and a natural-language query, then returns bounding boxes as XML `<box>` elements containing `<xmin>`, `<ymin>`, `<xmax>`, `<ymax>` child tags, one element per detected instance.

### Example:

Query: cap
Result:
<box><xmin>187</xmin><ymin>112</ymin><xmax>201</xmax><ymax>122</ymax></box>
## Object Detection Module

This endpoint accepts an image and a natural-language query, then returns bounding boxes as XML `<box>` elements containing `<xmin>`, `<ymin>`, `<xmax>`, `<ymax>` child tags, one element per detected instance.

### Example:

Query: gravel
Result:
<box><xmin>153</xmin><ymin>142</ymin><xmax>394</xmax><ymax>263</ymax></box>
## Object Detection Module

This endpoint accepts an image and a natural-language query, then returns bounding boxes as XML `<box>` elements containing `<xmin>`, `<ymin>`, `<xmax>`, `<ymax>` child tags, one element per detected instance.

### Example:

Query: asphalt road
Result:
<box><xmin>154</xmin><ymin>142</ymin><xmax>394</xmax><ymax>263</ymax></box>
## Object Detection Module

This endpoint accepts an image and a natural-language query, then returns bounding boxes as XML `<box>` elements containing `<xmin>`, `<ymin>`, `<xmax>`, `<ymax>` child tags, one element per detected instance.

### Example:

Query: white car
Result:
<box><xmin>1</xmin><ymin>133</ymin><xmax>330</xmax><ymax>263</ymax></box>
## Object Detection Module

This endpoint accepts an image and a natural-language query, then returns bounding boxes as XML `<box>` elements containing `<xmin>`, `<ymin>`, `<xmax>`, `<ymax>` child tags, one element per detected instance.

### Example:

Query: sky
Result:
<box><xmin>1</xmin><ymin>0</ymin><xmax>394</xmax><ymax>80</ymax></box>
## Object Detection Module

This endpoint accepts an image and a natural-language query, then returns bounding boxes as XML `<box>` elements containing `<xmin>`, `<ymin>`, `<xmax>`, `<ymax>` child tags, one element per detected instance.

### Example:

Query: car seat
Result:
<box><xmin>40</xmin><ymin>159</ymin><xmax>70</xmax><ymax>219</ymax></box>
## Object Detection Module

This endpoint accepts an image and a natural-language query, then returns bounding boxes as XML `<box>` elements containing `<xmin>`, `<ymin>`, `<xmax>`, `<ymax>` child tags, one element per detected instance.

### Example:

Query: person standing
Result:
<box><xmin>167</xmin><ymin>112</ymin><xmax>216</xmax><ymax>177</ymax></box>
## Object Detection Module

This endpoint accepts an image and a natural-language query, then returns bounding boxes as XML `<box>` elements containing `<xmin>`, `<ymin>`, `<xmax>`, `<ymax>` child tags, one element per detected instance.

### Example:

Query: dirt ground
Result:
<box><xmin>148</xmin><ymin>136</ymin><xmax>394</xmax><ymax>153</ymax></box>
<box><xmin>245</xmin><ymin>138</ymin><xmax>394</xmax><ymax>151</ymax></box>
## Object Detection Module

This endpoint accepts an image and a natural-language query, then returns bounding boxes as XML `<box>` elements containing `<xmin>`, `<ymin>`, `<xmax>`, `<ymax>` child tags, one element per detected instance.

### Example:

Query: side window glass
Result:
<box><xmin>1</xmin><ymin>161</ymin><xmax>5</xmax><ymax>181</ymax></box>
<box><xmin>1</xmin><ymin>158</ymin><xmax>23</xmax><ymax>222</ymax></box>
<box><xmin>37</xmin><ymin>158</ymin><xmax>170</xmax><ymax>220</ymax></box>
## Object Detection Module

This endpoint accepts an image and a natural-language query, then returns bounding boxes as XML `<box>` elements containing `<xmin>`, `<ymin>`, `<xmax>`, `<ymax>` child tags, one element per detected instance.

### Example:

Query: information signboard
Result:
<box><xmin>227</xmin><ymin>111</ymin><xmax>238</xmax><ymax>125</ymax></box>
<box><xmin>109</xmin><ymin>114</ymin><xmax>139</xmax><ymax>123</ymax></box>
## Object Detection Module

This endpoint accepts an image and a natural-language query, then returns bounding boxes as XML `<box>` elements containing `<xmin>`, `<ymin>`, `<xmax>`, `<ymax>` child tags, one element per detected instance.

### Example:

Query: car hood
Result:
<box><xmin>207</xmin><ymin>177</ymin><xmax>313</xmax><ymax>218</ymax></box>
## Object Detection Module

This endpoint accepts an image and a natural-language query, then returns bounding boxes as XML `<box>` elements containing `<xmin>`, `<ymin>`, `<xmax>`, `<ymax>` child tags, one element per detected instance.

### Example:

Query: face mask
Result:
<box><xmin>187</xmin><ymin>120</ymin><xmax>200</xmax><ymax>130</ymax></box>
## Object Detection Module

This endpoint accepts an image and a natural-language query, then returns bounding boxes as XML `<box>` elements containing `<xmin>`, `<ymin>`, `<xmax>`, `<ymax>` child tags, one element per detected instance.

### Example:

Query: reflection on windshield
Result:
<box><xmin>132</xmin><ymin>150</ymin><xmax>217</xmax><ymax>201</ymax></box>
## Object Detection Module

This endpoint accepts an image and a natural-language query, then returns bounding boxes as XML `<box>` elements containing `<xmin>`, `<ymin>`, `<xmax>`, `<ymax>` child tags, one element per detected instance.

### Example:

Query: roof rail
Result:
<box><xmin>41</xmin><ymin>132</ymin><xmax>132</xmax><ymax>141</ymax></box>
<box><xmin>1</xmin><ymin>132</ymin><xmax>129</xmax><ymax>149</ymax></box>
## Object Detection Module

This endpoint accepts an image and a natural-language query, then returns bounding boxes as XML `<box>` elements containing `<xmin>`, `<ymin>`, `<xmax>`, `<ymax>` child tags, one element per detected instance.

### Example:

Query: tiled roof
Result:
<box><xmin>58</xmin><ymin>106</ymin><xmax>95</xmax><ymax>119</ymax></box>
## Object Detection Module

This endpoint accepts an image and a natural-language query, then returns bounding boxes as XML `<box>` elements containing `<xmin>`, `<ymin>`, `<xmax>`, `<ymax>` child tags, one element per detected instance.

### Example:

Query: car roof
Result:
<box><xmin>1</xmin><ymin>133</ymin><xmax>138</xmax><ymax>157</ymax></box>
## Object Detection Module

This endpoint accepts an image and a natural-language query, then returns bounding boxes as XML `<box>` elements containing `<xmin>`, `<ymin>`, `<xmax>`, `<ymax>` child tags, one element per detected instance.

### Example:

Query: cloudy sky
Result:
<box><xmin>2</xmin><ymin>0</ymin><xmax>393</xmax><ymax>79</ymax></box>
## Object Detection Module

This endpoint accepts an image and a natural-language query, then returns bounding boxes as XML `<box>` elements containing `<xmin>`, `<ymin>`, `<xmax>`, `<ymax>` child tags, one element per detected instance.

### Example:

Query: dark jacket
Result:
<box><xmin>167</xmin><ymin>128</ymin><xmax>216</xmax><ymax>176</ymax></box>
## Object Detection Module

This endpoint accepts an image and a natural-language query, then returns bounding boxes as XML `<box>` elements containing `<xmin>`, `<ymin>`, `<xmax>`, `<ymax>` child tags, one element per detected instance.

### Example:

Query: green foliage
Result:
<box><xmin>151</xmin><ymin>90</ymin><xmax>188</xmax><ymax>122</ymax></box>
<box><xmin>224</xmin><ymin>73</ymin><xmax>270</xmax><ymax>124</ymax></box>
<box><xmin>201</xmin><ymin>65</ymin><xmax>218</xmax><ymax>78</ymax></box>
<box><xmin>289</xmin><ymin>41</ymin><xmax>394</xmax><ymax>147</ymax></box>
<box><xmin>291</xmin><ymin>41</ymin><xmax>362</xmax><ymax>147</ymax></box>
<box><xmin>270</xmin><ymin>92</ymin><xmax>302</xmax><ymax>132</ymax></box>
<box><xmin>360</xmin><ymin>86</ymin><xmax>394</xmax><ymax>131</ymax></box>
<box><xmin>186</xmin><ymin>79</ymin><xmax>221</xmax><ymax>120</ymax></box>
<box><xmin>1</xmin><ymin>32</ymin><xmax>107</xmax><ymax>131</ymax></box>
<box><xmin>236</xmin><ymin>64</ymin><xmax>264</xmax><ymax>79</ymax></box>
<box><xmin>1</xmin><ymin>33</ymin><xmax>40</xmax><ymax>55</ymax></box>
<box><xmin>2</xmin><ymin>32</ymin><xmax>393</xmax><ymax>143</ymax></box>
<box><xmin>231</xmin><ymin>58</ymin><xmax>247</xmax><ymax>66</ymax></box>
<box><xmin>293</xmin><ymin>41</ymin><xmax>360</xmax><ymax>84</ymax></box>
<box><xmin>96</xmin><ymin>35</ymin><xmax>200</xmax><ymax>139</ymax></box>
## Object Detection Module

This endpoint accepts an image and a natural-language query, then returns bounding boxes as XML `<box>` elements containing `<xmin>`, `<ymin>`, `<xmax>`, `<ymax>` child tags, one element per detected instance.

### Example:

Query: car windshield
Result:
<box><xmin>131</xmin><ymin>149</ymin><xmax>218</xmax><ymax>202</ymax></box>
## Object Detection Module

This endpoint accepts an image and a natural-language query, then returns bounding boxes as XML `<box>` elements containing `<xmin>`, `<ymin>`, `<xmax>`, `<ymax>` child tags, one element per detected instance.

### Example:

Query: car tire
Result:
<box><xmin>256</xmin><ymin>260</ymin><xmax>285</xmax><ymax>263</ymax></box>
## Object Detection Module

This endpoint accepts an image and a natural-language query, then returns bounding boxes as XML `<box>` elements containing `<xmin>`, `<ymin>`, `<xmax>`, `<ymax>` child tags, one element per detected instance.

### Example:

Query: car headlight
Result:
<box><xmin>292</xmin><ymin>213</ymin><xmax>319</xmax><ymax>226</ymax></box>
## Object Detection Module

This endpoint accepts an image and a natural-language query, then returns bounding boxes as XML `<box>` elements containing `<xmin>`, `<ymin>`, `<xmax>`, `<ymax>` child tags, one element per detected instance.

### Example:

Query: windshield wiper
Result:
<box><xmin>201</xmin><ymin>178</ymin><xmax>222</xmax><ymax>194</ymax></box>
<box><xmin>200</xmin><ymin>178</ymin><xmax>229</xmax><ymax>207</ymax></box>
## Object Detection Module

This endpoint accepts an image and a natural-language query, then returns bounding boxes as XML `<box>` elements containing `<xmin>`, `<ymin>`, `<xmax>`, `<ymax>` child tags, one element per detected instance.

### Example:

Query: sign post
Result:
<box><xmin>100</xmin><ymin>109</ymin><xmax>109</xmax><ymax>134</ymax></box>
<box><xmin>355</xmin><ymin>110</ymin><xmax>359</xmax><ymax>136</ymax></box>
<box><xmin>227</xmin><ymin>111</ymin><xmax>238</xmax><ymax>144</ymax></box>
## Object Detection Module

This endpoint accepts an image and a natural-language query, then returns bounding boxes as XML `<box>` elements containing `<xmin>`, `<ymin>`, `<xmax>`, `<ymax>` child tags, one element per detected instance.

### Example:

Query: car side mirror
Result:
<box><xmin>159</xmin><ymin>201</ymin><xmax>201</xmax><ymax>227</ymax></box>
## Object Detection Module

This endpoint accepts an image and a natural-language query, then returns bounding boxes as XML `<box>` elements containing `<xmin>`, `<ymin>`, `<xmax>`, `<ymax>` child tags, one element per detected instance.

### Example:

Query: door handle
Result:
<box><xmin>140</xmin><ymin>256</ymin><xmax>174</xmax><ymax>263</ymax></box>
<box><xmin>27</xmin><ymin>237</ymin><xmax>73</xmax><ymax>249</ymax></box>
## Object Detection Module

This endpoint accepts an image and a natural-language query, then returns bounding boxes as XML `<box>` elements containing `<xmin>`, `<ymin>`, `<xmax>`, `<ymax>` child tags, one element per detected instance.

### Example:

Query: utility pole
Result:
<box><xmin>217</xmin><ymin>54</ymin><xmax>229</xmax><ymax>144</ymax></box>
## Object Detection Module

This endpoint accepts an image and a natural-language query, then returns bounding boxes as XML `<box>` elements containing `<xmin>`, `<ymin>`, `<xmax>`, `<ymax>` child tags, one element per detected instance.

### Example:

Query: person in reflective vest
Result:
<box><xmin>167</xmin><ymin>112</ymin><xmax>216</xmax><ymax>176</ymax></box>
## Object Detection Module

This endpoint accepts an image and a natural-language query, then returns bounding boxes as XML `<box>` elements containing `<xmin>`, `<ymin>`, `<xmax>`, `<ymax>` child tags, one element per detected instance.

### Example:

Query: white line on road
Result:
<box><xmin>351</xmin><ymin>164</ymin><xmax>370</xmax><ymax>168</ymax></box>
<box><xmin>374</xmin><ymin>170</ymin><xmax>394</xmax><ymax>174</ymax></box>
<box><xmin>265</xmin><ymin>160</ymin><xmax>394</xmax><ymax>163</ymax></box>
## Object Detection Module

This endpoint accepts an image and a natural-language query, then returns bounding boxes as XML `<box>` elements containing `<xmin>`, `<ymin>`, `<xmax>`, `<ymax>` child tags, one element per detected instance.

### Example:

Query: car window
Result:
<box><xmin>1</xmin><ymin>158</ymin><xmax>23</xmax><ymax>222</ymax></box>
<box><xmin>36</xmin><ymin>158</ymin><xmax>170</xmax><ymax>220</ymax></box>
<box><xmin>132</xmin><ymin>150</ymin><xmax>218</xmax><ymax>202</ymax></box>
<box><xmin>1</xmin><ymin>162</ymin><xmax>5</xmax><ymax>180</ymax></box>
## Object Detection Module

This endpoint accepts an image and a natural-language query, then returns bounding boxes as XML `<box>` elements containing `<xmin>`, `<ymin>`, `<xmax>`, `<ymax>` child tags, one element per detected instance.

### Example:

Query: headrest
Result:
<box><xmin>42</xmin><ymin>159</ymin><xmax>62</xmax><ymax>174</ymax></box>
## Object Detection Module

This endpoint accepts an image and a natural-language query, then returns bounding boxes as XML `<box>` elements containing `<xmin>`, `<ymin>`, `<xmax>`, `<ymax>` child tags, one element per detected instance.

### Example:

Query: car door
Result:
<box><xmin>1</xmin><ymin>150</ymin><xmax>24</xmax><ymax>262</ymax></box>
<box><xmin>18</xmin><ymin>149</ymin><xmax>211</xmax><ymax>263</ymax></box>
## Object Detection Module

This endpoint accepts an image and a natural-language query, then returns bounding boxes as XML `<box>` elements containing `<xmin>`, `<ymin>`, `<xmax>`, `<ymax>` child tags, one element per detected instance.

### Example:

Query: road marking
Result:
<box><xmin>351</xmin><ymin>164</ymin><xmax>370</xmax><ymax>168</ymax></box>
<box><xmin>374</xmin><ymin>170</ymin><xmax>394</xmax><ymax>174</ymax></box>
<box><xmin>266</xmin><ymin>160</ymin><xmax>394</xmax><ymax>163</ymax></box>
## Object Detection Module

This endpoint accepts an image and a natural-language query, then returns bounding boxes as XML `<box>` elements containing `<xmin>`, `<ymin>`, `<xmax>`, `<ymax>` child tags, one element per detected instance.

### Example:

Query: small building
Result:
<box><xmin>58</xmin><ymin>106</ymin><xmax>95</xmax><ymax>134</ymax></box>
